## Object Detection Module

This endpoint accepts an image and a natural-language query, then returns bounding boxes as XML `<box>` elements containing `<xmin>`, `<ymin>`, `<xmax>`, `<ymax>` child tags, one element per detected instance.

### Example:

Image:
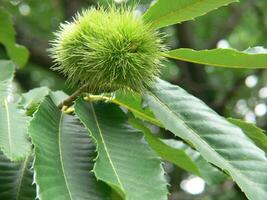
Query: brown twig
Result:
<box><xmin>58</xmin><ymin>84</ymin><xmax>88</xmax><ymax>109</ymax></box>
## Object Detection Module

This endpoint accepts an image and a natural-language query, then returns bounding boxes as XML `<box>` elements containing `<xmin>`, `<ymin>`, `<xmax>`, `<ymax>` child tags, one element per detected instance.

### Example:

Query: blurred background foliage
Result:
<box><xmin>0</xmin><ymin>0</ymin><xmax>266</xmax><ymax>199</ymax></box>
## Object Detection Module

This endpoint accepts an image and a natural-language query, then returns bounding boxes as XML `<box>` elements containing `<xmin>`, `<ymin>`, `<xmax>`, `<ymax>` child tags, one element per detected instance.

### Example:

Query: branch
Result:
<box><xmin>58</xmin><ymin>84</ymin><xmax>88</xmax><ymax>109</ymax></box>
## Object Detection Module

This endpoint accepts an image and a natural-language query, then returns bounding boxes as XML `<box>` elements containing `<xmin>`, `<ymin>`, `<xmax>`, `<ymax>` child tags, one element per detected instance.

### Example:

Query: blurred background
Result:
<box><xmin>0</xmin><ymin>0</ymin><xmax>266</xmax><ymax>199</ymax></box>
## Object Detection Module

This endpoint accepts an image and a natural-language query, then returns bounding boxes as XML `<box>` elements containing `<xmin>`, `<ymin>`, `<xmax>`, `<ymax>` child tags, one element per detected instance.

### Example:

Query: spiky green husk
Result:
<box><xmin>50</xmin><ymin>7</ymin><xmax>165</xmax><ymax>93</ymax></box>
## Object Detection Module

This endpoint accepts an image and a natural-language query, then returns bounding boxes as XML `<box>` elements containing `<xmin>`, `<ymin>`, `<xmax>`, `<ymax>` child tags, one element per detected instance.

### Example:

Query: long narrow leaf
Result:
<box><xmin>0</xmin><ymin>152</ymin><xmax>35</xmax><ymax>200</ymax></box>
<box><xmin>0</xmin><ymin>102</ymin><xmax>31</xmax><ymax>161</ymax></box>
<box><xmin>29</xmin><ymin>96</ymin><xmax>110</xmax><ymax>200</ymax></box>
<box><xmin>229</xmin><ymin>118</ymin><xmax>267</xmax><ymax>153</ymax></box>
<box><xmin>0</xmin><ymin>60</ymin><xmax>14</xmax><ymax>100</ymax></box>
<box><xmin>165</xmin><ymin>48</ymin><xmax>267</xmax><ymax>68</ymax></box>
<box><xmin>143</xmin><ymin>0</ymin><xmax>237</xmax><ymax>29</ymax></box>
<box><xmin>145</xmin><ymin>78</ymin><xmax>267</xmax><ymax>200</ymax></box>
<box><xmin>75</xmin><ymin>99</ymin><xmax>168</xmax><ymax>200</ymax></box>
<box><xmin>0</xmin><ymin>60</ymin><xmax>31</xmax><ymax>161</ymax></box>
<box><xmin>130</xmin><ymin>119</ymin><xmax>227</xmax><ymax>185</ymax></box>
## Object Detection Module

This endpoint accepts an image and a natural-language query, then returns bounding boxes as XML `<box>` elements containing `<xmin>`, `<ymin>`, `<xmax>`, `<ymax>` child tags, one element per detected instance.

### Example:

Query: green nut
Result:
<box><xmin>50</xmin><ymin>7</ymin><xmax>165</xmax><ymax>93</ymax></box>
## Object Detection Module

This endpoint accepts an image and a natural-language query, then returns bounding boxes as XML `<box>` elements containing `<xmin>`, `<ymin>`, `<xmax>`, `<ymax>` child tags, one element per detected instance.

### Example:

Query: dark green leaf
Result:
<box><xmin>145</xmin><ymin>78</ymin><xmax>267</xmax><ymax>200</ymax></box>
<box><xmin>130</xmin><ymin>119</ymin><xmax>227</xmax><ymax>185</ymax></box>
<box><xmin>0</xmin><ymin>102</ymin><xmax>31</xmax><ymax>161</ymax></box>
<box><xmin>229</xmin><ymin>118</ymin><xmax>267</xmax><ymax>153</ymax></box>
<box><xmin>0</xmin><ymin>60</ymin><xmax>31</xmax><ymax>161</ymax></box>
<box><xmin>75</xmin><ymin>99</ymin><xmax>168</xmax><ymax>200</ymax></box>
<box><xmin>0</xmin><ymin>152</ymin><xmax>36</xmax><ymax>200</ymax></box>
<box><xmin>29</xmin><ymin>96</ymin><xmax>110</xmax><ymax>200</ymax></box>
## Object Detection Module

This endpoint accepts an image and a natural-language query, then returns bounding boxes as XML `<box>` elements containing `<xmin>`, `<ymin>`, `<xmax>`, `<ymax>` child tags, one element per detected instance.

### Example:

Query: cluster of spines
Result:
<box><xmin>50</xmin><ymin>6</ymin><xmax>166</xmax><ymax>94</ymax></box>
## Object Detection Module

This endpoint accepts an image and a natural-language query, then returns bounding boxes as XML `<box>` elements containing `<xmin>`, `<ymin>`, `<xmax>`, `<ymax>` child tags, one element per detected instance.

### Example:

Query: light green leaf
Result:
<box><xmin>29</xmin><ymin>96</ymin><xmax>110</xmax><ymax>200</ymax></box>
<box><xmin>0</xmin><ymin>100</ymin><xmax>31</xmax><ymax>161</ymax></box>
<box><xmin>165</xmin><ymin>48</ymin><xmax>267</xmax><ymax>68</ymax></box>
<box><xmin>113</xmin><ymin>91</ymin><xmax>161</xmax><ymax>126</ymax></box>
<box><xmin>0</xmin><ymin>60</ymin><xmax>31</xmax><ymax>161</ymax></box>
<box><xmin>20</xmin><ymin>87</ymin><xmax>50</xmax><ymax>108</ymax></box>
<box><xmin>98</xmin><ymin>0</ymin><xmax>151</xmax><ymax>6</ymax></box>
<box><xmin>145</xmin><ymin>78</ymin><xmax>267</xmax><ymax>200</ymax></box>
<box><xmin>50</xmin><ymin>90</ymin><xmax>69</xmax><ymax>106</ymax></box>
<box><xmin>0</xmin><ymin>152</ymin><xmax>36</xmax><ymax>200</ymax></box>
<box><xmin>19</xmin><ymin>87</ymin><xmax>50</xmax><ymax>115</ymax></box>
<box><xmin>0</xmin><ymin>60</ymin><xmax>15</xmax><ymax>100</ymax></box>
<box><xmin>130</xmin><ymin>119</ymin><xmax>227</xmax><ymax>185</ymax></box>
<box><xmin>88</xmin><ymin>91</ymin><xmax>161</xmax><ymax>127</ymax></box>
<box><xmin>75</xmin><ymin>99</ymin><xmax>168</xmax><ymax>200</ymax></box>
<box><xmin>143</xmin><ymin>0</ymin><xmax>237</xmax><ymax>29</ymax></box>
<box><xmin>229</xmin><ymin>118</ymin><xmax>267</xmax><ymax>153</ymax></box>
<box><xmin>0</xmin><ymin>8</ymin><xmax>29</xmax><ymax>68</ymax></box>
<box><xmin>19</xmin><ymin>87</ymin><xmax>68</xmax><ymax>115</ymax></box>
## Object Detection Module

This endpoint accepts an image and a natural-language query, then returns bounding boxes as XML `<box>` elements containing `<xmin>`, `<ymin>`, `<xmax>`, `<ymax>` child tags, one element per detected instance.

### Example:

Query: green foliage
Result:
<box><xmin>1</xmin><ymin>1</ymin><xmax>267</xmax><ymax>200</ymax></box>
<box><xmin>143</xmin><ymin>0</ymin><xmax>237</xmax><ymax>29</ymax></box>
<box><xmin>0</xmin><ymin>60</ymin><xmax>14</xmax><ymax>100</ymax></box>
<box><xmin>131</xmin><ymin>119</ymin><xmax>227</xmax><ymax>185</ymax></box>
<box><xmin>51</xmin><ymin>7</ymin><xmax>165</xmax><ymax>93</ymax></box>
<box><xmin>98</xmin><ymin>0</ymin><xmax>152</xmax><ymax>7</ymax></box>
<box><xmin>144</xmin><ymin>78</ymin><xmax>267</xmax><ymax>200</ymax></box>
<box><xmin>0</xmin><ymin>60</ymin><xmax>31</xmax><ymax>161</ymax></box>
<box><xmin>75</xmin><ymin>99</ymin><xmax>168</xmax><ymax>200</ymax></box>
<box><xmin>0</xmin><ymin>102</ymin><xmax>31</xmax><ymax>161</ymax></box>
<box><xmin>19</xmin><ymin>87</ymin><xmax>50</xmax><ymax>115</ymax></box>
<box><xmin>229</xmin><ymin>118</ymin><xmax>267</xmax><ymax>153</ymax></box>
<box><xmin>101</xmin><ymin>90</ymin><xmax>162</xmax><ymax>126</ymax></box>
<box><xmin>29</xmin><ymin>96</ymin><xmax>110</xmax><ymax>200</ymax></box>
<box><xmin>0</xmin><ymin>8</ymin><xmax>29</xmax><ymax>68</ymax></box>
<box><xmin>19</xmin><ymin>87</ymin><xmax>69</xmax><ymax>115</ymax></box>
<box><xmin>165</xmin><ymin>48</ymin><xmax>267</xmax><ymax>68</ymax></box>
<box><xmin>0</xmin><ymin>152</ymin><xmax>35</xmax><ymax>200</ymax></box>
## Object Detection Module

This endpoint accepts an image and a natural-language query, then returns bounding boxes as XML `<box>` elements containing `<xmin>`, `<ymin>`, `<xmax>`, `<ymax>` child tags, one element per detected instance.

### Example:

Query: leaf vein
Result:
<box><xmin>89</xmin><ymin>102</ymin><xmax>125</xmax><ymax>191</ymax></box>
<box><xmin>4</xmin><ymin>99</ymin><xmax>12</xmax><ymax>156</ymax></box>
<box><xmin>58</xmin><ymin>113</ymin><xmax>73</xmax><ymax>200</ymax></box>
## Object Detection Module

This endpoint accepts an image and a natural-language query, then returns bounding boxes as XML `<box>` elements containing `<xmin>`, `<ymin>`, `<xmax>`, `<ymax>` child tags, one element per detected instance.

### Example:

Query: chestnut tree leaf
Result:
<box><xmin>0</xmin><ymin>152</ymin><xmax>35</xmax><ymax>200</ymax></box>
<box><xmin>165</xmin><ymin>48</ymin><xmax>267</xmax><ymax>68</ymax></box>
<box><xmin>145</xmin><ymin>78</ymin><xmax>267</xmax><ymax>200</ymax></box>
<box><xmin>143</xmin><ymin>0</ymin><xmax>237</xmax><ymax>29</ymax></box>
<box><xmin>75</xmin><ymin>99</ymin><xmax>168</xmax><ymax>200</ymax></box>
<box><xmin>29</xmin><ymin>96</ymin><xmax>110</xmax><ymax>200</ymax></box>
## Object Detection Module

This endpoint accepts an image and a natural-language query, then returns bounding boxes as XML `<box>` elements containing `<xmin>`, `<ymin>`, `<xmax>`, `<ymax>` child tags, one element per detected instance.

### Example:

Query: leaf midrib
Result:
<box><xmin>148</xmin><ymin>91</ymin><xmax>265</xmax><ymax>195</ymax></box>
<box><xmin>58</xmin><ymin>113</ymin><xmax>73</xmax><ymax>200</ymax></box>
<box><xmin>89</xmin><ymin>102</ymin><xmax>125</xmax><ymax>191</ymax></box>
<box><xmin>4</xmin><ymin>99</ymin><xmax>12</xmax><ymax>156</ymax></box>
<box><xmin>16</xmin><ymin>155</ymin><xmax>30</xmax><ymax>200</ymax></box>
